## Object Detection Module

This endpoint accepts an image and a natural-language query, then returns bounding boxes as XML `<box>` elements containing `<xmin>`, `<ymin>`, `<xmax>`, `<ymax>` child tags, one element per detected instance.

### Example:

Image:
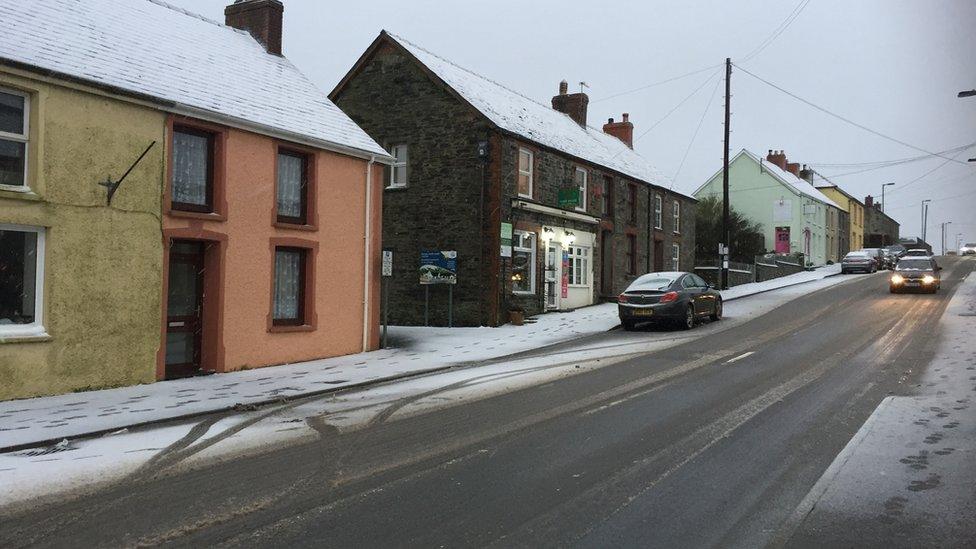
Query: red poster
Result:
<box><xmin>561</xmin><ymin>251</ymin><xmax>569</xmax><ymax>298</ymax></box>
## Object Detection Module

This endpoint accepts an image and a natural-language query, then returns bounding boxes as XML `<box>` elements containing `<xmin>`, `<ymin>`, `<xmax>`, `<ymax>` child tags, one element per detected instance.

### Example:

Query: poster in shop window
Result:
<box><xmin>419</xmin><ymin>250</ymin><xmax>457</xmax><ymax>285</ymax></box>
<box><xmin>561</xmin><ymin>250</ymin><xmax>569</xmax><ymax>298</ymax></box>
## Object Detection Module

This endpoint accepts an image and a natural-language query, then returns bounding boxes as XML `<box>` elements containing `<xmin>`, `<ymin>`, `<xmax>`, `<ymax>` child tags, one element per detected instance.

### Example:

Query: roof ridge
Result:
<box><xmin>144</xmin><ymin>0</ymin><xmax>249</xmax><ymax>37</ymax></box>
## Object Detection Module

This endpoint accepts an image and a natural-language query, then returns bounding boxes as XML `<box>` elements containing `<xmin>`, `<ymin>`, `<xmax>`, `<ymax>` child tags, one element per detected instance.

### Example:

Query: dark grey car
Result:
<box><xmin>890</xmin><ymin>257</ymin><xmax>942</xmax><ymax>293</ymax></box>
<box><xmin>618</xmin><ymin>272</ymin><xmax>722</xmax><ymax>330</ymax></box>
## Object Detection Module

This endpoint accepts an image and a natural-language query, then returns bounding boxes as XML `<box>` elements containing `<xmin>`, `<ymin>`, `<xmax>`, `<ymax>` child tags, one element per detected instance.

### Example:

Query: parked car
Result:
<box><xmin>904</xmin><ymin>248</ymin><xmax>931</xmax><ymax>257</ymax></box>
<box><xmin>890</xmin><ymin>257</ymin><xmax>942</xmax><ymax>293</ymax></box>
<box><xmin>960</xmin><ymin>243</ymin><xmax>976</xmax><ymax>255</ymax></box>
<box><xmin>618</xmin><ymin>272</ymin><xmax>722</xmax><ymax>331</ymax></box>
<box><xmin>880</xmin><ymin>248</ymin><xmax>897</xmax><ymax>270</ymax></box>
<box><xmin>841</xmin><ymin>251</ymin><xmax>878</xmax><ymax>274</ymax></box>
<box><xmin>859</xmin><ymin>248</ymin><xmax>886</xmax><ymax>270</ymax></box>
<box><xmin>885</xmin><ymin>244</ymin><xmax>907</xmax><ymax>258</ymax></box>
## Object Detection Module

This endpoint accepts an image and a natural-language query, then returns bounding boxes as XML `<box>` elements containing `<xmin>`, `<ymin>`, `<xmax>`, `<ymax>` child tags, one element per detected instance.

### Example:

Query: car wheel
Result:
<box><xmin>681</xmin><ymin>306</ymin><xmax>695</xmax><ymax>330</ymax></box>
<box><xmin>710</xmin><ymin>299</ymin><xmax>723</xmax><ymax>321</ymax></box>
<box><xmin>622</xmin><ymin>320</ymin><xmax>637</xmax><ymax>331</ymax></box>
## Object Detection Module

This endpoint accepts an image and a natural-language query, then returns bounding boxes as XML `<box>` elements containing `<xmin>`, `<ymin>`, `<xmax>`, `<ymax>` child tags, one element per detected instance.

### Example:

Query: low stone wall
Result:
<box><xmin>755</xmin><ymin>257</ymin><xmax>806</xmax><ymax>283</ymax></box>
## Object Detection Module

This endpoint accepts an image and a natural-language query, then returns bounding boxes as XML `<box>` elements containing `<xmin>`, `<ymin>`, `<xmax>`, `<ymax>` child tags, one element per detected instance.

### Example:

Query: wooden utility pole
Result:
<box><xmin>721</xmin><ymin>57</ymin><xmax>731</xmax><ymax>290</ymax></box>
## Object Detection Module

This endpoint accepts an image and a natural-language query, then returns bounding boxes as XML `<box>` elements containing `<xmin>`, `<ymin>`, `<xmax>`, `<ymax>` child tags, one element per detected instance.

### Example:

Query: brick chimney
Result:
<box><xmin>799</xmin><ymin>164</ymin><xmax>814</xmax><ymax>183</ymax></box>
<box><xmin>552</xmin><ymin>80</ymin><xmax>589</xmax><ymax>127</ymax></box>
<box><xmin>225</xmin><ymin>0</ymin><xmax>284</xmax><ymax>55</ymax></box>
<box><xmin>864</xmin><ymin>195</ymin><xmax>874</xmax><ymax>208</ymax></box>
<box><xmin>603</xmin><ymin>113</ymin><xmax>634</xmax><ymax>149</ymax></box>
<box><xmin>786</xmin><ymin>162</ymin><xmax>801</xmax><ymax>177</ymax></box>
<box><xmin>766</xmin><ymin>149</ymin><xmax>788</xmax><ymax>170</ymax></box>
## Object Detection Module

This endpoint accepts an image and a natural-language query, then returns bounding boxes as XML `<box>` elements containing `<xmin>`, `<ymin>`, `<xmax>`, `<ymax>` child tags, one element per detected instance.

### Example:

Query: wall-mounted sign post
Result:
<box><xmin>500</xmin><ymin>222</ymin><xmax>513</xmax><ymax>258</ymax></box>
<box><xmin>420</xmin><ymin>250</ymin><xmax>458</xmax><ymax>328</ymax></box>
<box><xmin>381</xmin><ymin>248</ymin><xmax>393</xmax><ymax>348</ymax></box>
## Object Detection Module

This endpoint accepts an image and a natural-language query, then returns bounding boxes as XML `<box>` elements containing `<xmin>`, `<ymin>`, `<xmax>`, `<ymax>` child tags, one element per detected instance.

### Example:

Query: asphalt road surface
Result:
<box><xmin>3</xmin><ymin>257</ymin><xmax>973</xmax><ymax>548</ymax></box>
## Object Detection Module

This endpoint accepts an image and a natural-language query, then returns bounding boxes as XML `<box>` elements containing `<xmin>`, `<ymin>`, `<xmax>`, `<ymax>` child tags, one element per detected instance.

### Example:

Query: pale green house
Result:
<box><xmin>694</xmin><ymin>149</ymin><xmax>839</xmax><ymax>267</ymax></box>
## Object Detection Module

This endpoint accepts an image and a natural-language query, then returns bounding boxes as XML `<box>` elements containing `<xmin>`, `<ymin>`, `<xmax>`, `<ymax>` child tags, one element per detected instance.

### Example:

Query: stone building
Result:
<box><xmin>862</xmin><ymin>195</ymin><xmax>900</xmax><ymax>247</ymax></box>
<box><xmin>331</xmin><ymin>31</ymin><xmax>696</xmax><ymax>326</ymax></box>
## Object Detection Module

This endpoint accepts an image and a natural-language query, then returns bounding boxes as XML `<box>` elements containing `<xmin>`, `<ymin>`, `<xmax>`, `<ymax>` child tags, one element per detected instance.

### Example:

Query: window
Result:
<box><xmin>654</xmin><ymin>194</ymin><xmax>663</xmax><ymax>229</ymax></box>
<box><xmin>0</xmin><ymin>88</ymin><xmax>29</xmax><ymax>189</ymax></box>
<box><xmin>601</xmin><ymin>175</ymin><xmax>613</xmax><ymax>217</ymax></box>
<box><xmin>273</xmin><ymin>247</ymin><xmax>307</xmax><ymax>325</ymax></box>
<box><xmin>512</xmin><ymin>231</ymin><xmax>536</xmax><ymax>294</ymax></box>
<box><xmin>627</xmin><ymin>234</ymin><xmax>637</xmax><ymax>274</ymax></box>
<box><xmin>0</xmin><ymin>224</ymin><xmax>45</xmax><ymax>337</ymax></box>
<box><xmin>517</xmin><ymin>148</ymin><xmax>533</xmax><ymax>198</ymax></box>
<box><xmin>276</xmin><ymin>150</ymin><xmax>308</xmax><ymax>225</ymax></box>
<box><xmin>171</xmin><ymin>126</ymin><xmax>214</xmax><ymax>212</ymax></box>
<box><xmin>388</xmin><ymin>144</ymin><xmax>408</xmax><ymax>188</ymax></box>
<box><xmin>628</xmin><ymin>183</ymin><xmax>638</xmax><ymax>223</ymax></box>
<box><xmin>673</xmin><ymin>200</ymin><xmax>681</xmax><ymax>233</ymax></box>
<box><xmin>672</xmin><ymin>243</ymin><xmax>680</xmax><ymax>270</ymax></box>
<box><xmin>574</xmin><ymin>167</ymin><xmax>587</xmax><ymax>211</ymax></box>
<box><xmin>567</xmin><ymin>246</ymin><xmax>589</xmax><ymax>286</ymax></box>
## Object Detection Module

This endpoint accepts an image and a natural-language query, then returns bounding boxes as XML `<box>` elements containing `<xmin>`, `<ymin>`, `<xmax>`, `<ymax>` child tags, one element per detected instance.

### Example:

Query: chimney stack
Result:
<box><xmin>225</xmin><ymin>0</ymin><xmax>284</xmax><ymax>55</ymax></box>
<box><xmin>552</xmin><ymin>80</ymin><xmax>589</xmax><ymax>127</ymax></box>
<box><xmin>603</xmin><ymin>113</ymin><xmax>634</xmax><ymax>149</ymax></box>
<box><xmin>799</xmin><ymin>164</ymin><xmax>815</xmax><ymax>183</ymax></box>
<box><xmin>865</xmin><ymin>195</ymin><xmax>874</xmax><ymax>208</ymax></box>
<box><xmin>766</xmin><ymin>149</ymin><xmax>788</xmax><ymax>171</ymax></box>
<box><xmin>786</xmin><ymin>162</ymin><xmax>801</xmax><ymax>177</ymax></box>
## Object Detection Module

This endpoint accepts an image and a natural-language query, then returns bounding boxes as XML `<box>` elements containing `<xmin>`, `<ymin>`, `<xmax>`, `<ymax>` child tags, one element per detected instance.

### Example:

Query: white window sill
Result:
<box><xmin>567</xmin><ymin>284</ymin><xmax>590</xmax><ymax>289</ymax></box>
<box><xmin>517</xmin><ymin>193</ymin><xmax>533</xmax><ymax>199</ymax></box>
<box><xmin>512</xmin><ymin>290</ymin><xmax>536</xmax><ymax>296</ymax></box>
<box><xmin>385</xmin><ymin>184</ymin><xmax>408</xmax><ymax>191</ymax></box>
<box><xmin>0</xmin><ymin>184</ymin><xmax>33</xmax><ymax>194</ymax></box>
<box><xmin>0</xmin><ymin>325</ymin><xmax>51</xmax><ymax>343</ymax></box>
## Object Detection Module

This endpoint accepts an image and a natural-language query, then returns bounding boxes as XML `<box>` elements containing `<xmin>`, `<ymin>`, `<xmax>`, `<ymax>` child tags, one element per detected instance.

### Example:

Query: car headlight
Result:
<box><xmin>890</xmin><ymin>274</ymin><xmax>904</xmax><ymax>284</ymax></box>
<box><xmin>922</xmin><ymin>275</ymin><xmax>935</xmax><ymax>284</ymax></box>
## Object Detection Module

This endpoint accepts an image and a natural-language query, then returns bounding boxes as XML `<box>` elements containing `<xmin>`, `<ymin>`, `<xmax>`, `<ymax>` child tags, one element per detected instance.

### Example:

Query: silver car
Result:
<box><xmin>841</xmin><ymin>251</ymin><xmax>877</xmax><ymax>274</ymax></box>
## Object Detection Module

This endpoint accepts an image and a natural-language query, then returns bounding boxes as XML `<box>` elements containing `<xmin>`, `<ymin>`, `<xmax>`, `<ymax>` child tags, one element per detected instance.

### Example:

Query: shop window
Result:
<box><xmin>171</xmin><ymin>126</ymin><xmax>215</xmax><ymax>212</ymax></box>
<box><xmin>0</xmin><ymin>88</ymin><xmax>29</xmax><ymax>190</ymax></box>
<box><xmin>512</xmin><ymin>231</ymin><xmax>536</xmax><ymax>294</ymax></box>
<box><xmin>567</xmin><ymin>246</ymin><xmax>589</xmax><ymax>286</ymax></box>
<box><xmin>276</xmin><ymin>149</ymin><xmax>309</xmax><ymax>225</ymax></box>
<box><xmin>517</xmin><ymin>148</ymin><xmax>533</xmax><ymax>198</ymax></box>
<box><xmin>273</xmin><ymin>247</ymin><xmax>307</xmax><ymax>325</ymax></box>
<box><xmin>0</xmin><ymin>224</ymin><xmax>45</xmax><ymax>337</ymax></box>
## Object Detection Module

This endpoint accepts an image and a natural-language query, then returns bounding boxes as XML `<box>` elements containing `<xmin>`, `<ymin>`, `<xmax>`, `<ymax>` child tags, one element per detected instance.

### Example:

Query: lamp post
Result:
<box><xmin>958</xmin><ymin>90</ymin><xmax>976</xmax><ymax>98</ymax></box>
<box><xmin>920</xmin><ymin>199</ymin><xmax>931</xmax><ymax>244</ymax></box>
<box><xmin>881</xmin><ymin>182</ymin><xmax>894</xmax><ymax>213</ymax></box>
<box><xmin>941</xmin><ymin>221</ymin><xmax>952</xmax><ymax>256</ymax></box>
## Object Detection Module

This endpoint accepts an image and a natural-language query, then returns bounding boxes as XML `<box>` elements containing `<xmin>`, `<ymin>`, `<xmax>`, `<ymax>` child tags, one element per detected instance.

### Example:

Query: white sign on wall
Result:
<box><xmin>773</xmin><ymin>199</ymin><xmax>792</xmax><ymax>222</ymax></box>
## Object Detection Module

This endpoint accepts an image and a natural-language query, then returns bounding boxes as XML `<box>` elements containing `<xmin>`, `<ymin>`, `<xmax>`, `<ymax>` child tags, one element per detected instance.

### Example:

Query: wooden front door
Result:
<box><xmin>775</xmin><ymin>227</ymin><xmax>791</xmax><ymax>254</ymax></box>
<box><xmin>165</xmin><ymin>240</ymin><xmax>205</xmax><ymax>379</ymax></box>
<box><xmin>653</xmin><ymin>238</ymin><xmax>665</xmax><ymax>272</ymax></box>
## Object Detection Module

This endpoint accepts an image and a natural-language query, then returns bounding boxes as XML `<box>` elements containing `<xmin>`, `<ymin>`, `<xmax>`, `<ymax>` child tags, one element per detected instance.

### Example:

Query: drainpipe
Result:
<box><xmin>362</xmin><ymin>156</ymin><xmax>376</xmax><ymax>352</ymax></box>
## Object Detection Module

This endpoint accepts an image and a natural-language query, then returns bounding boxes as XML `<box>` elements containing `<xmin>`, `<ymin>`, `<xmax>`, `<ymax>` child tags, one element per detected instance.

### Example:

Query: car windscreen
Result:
<box><xmin>896</xmin><ymin>259</ymin><xmax>933</xmax><ymax>271</ymax></box>
<box><xmin>844</xmin><ymin>253</ymin><xmax>868</xmax><ymax>259</ymax></box>
<box><xmin>626</xmin><ymin>275</ymin><xmax>677</xmax><ymax>292</ymax></box>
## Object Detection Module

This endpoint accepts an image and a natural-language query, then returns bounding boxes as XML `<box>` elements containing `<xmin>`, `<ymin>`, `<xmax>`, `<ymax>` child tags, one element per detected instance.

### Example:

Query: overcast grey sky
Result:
<box><xmin>172</xmin><ymin>0</ymin><xmax>976</xmax><ymax>247</ymax></box>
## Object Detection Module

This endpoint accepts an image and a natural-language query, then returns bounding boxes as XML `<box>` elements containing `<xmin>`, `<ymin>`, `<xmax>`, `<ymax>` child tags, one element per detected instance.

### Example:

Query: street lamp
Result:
<box><xmin>921</xmin><ymin>199</ymin><xmax>931</xmax><ymax>244</ymax></box>
<box><xmin>959</xmin><ymin>90</ymin><xmax>976</xmax><ymax>98</ymax></box>
<box><xmin>881</xmin><ymin>182</ymin><xmax>894</xmax><ymax>213</ymax></box>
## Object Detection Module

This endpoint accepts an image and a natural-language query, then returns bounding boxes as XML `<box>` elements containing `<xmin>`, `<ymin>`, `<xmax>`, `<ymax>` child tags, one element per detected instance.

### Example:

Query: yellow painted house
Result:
<box><xmin>0</xmin><ymin>70</ymin><xmax>166</xmax><ymax>399</ymax></box>
<box><xmin>813</xmin><ymin>184</ymin><xmax>865</xmax><ymax>252</ymax></box>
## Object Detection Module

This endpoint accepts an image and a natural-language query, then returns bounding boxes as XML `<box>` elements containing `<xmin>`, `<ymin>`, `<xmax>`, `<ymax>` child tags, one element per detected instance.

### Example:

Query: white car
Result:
<box><xmin>960</xmin><ymin>243</ymin><xmax>976</xmax><ymax>256</ymax></box>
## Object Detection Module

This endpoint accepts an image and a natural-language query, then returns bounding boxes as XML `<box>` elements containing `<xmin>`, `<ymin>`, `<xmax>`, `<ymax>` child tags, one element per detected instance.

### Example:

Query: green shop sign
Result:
<box><xmin>558</xmin><ymin>187</ymin><xmax>580</xmax><ymax>208</ymax></box>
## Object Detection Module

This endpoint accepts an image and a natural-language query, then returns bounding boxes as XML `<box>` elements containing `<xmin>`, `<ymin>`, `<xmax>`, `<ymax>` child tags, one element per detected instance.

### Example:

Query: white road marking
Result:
<box><xmin>724</xmin><ymin>351</ymin><xmax>755</xmax><ymax>364</ymax></box>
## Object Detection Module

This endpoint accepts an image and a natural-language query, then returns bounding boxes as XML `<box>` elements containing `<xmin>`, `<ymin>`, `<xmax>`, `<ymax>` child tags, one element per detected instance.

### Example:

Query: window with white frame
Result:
<box><xmin>574</xmin><ymin>167</ymin><xmax>587</xmax><ymax>211</ymax></box>
<box><xmin>512</xmin><ymin>231</ymin><xmax>536</xmax><ymax>294</ymax></box>
<box><xmin>567</xmin><ymin>245</ymin><xmax>589</xmax><ymax>286</ymax></box>
<box><xmin>0</xmin><ymin>224</ymin><xmax>45</xmax><ymax>337</ymax></box>
<box><xmin>673</xmin><ymin>200</ymin><xmax>681</xmax><ymax>233</ymax></box>
<box><xmin>672</xmin><ymin>243</ymin><xmax>680</xmax><ymax>270</ymax></box>
<box><xmin>654</xmin><ymin>194</ymin><xmax>663</xmax><ymax>229</ymax></box>
<box><xmin>517</xmin><ymin>148</ymin><xmax>533</xmax><ymax>198</ymax></box>
<box><xmin>0</xmin><ymin>88</ymin><xmax>30</xmax><ymax>189</ymax></box>
<box><xmin>388</xmin><ymin>144</ymin><xmax>408</xmax><ymax>188</ymax></box>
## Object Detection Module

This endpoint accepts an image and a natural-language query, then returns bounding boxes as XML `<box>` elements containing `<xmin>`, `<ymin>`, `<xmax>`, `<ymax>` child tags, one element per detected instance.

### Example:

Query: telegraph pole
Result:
<box><xmin>721</xmin><ymin>57</ymin><xmax>731</xmax><ymax>290</ymax></box>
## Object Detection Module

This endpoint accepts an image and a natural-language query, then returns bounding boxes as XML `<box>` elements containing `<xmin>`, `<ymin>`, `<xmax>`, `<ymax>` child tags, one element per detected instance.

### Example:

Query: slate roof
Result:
<box><xmin>694</xmin><ymin>149</ymin><xmax>840</xmax><ymax>208</ymax></box>
<box><xmin>372</xmin><ymin>32</ymin><xmax>686</xmax><ymax>198</ymax></box>
<box><xmin>0</xmin><ymin>0</ymin><xmax>389</xmax><ymax>158</ymax></box>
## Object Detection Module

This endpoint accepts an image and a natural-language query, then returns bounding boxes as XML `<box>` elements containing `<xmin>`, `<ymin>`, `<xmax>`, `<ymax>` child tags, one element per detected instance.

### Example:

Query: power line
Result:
<box><xmin>733</xmin><ymin>64</ymin><xmax>974</xmax><ymax>166</ymax></box>
<box><xmin>672</xmin><ymin>75</ymin><xmax>723</xmax><ymax>187</ymax></box>
<box><xmin>817</xmin><ymin>143</ymin><xmax>976</xmax><ymax>178</ymax></box>
<box><xmin>739</xmin><ymin>0</ymin><xmax>813</xmax><ymax>63</ymax></box>
<box><xmin>885</xmin><ymin>146</ymin><xmax>976</xmax><ymax>197</ymax></box>
<box><xmin>809</xmin><ymin>144</ymin><xmax>974</xmax><ymax>168</ymax></box>
<box><xmin>634</xmin><ymin>70</ymin><xmax>722</xmax><ymax>143</ymax></box>
<box><xmin>592</xmin><ymin>64</ymin><xmax>723</xmax><ymax>103</ymax></box>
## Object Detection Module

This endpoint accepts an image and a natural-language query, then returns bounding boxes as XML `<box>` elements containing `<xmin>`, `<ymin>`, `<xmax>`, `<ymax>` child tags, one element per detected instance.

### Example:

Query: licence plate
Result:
<box><xmin>905</xmin><ymin>281</ymin><xmax>919</xmax><ymax>286</ymax></box>
<box><xmin>633</xmin><ymin>308</ymin><xmax>654</xmax><ymax>316</ymax></box>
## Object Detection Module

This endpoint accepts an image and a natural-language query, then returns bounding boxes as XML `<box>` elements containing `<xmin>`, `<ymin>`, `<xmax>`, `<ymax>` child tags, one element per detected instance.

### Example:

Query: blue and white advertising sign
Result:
<box><xmin>420</xmin><ymin>250</ymin><xmax>458</xmax><ymax>285</ymax></box>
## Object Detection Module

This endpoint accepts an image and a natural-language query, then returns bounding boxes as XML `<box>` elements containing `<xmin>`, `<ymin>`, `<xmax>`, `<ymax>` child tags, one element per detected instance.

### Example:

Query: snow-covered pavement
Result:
<box><xmin>0</xmin><ymin>265</ymin><xmax>849</xmax><ymax>454</ymax></box>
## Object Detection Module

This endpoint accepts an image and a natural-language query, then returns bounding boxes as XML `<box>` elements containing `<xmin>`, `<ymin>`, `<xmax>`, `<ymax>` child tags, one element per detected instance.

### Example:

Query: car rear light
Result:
<box><xmin>891</xmin><ymin>274</ymin><xmax>904</xmax><ymax>284</ymax></box>
<box><xmin>922</xmin><ymin>275</ymin><xmax>935</xmax><ymax>284</ymax></box>
<box><xmin>618</xmin><ymin>293</ymin><xmax>629</xmax><ymax>303</ymax></box>
<box><xmin>660</xmin><ymin>291</ymin><xmax>679</xmax><ymax>303</ymax></box>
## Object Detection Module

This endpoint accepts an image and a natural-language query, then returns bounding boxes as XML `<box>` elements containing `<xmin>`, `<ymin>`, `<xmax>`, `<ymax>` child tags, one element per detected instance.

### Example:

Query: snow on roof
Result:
<box><xmin>0</xmin><ymin>0</ymin><xmax>388</xmax><ymax>158</ymax></box>
<box><xmin>385</xmin><ymin>33</ymin><xmax>687</xmax><ymax>197</ymax></box>
<box><xmin>740</xmin><ymin>150</ymin><xmax>841</xmax><ymax>209</ymax></box>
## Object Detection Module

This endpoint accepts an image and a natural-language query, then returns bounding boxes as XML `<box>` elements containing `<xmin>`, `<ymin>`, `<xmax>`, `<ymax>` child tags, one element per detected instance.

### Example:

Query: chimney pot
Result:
<box><xmin>622</xmin><ymin>113</ymin><xmax>629</xmax><ymax>122</ymax></box>
<box><xmin>225</xmin><ymin>0</ymin><xmax>284</xmax><ymax>55</ymax></box>
<box><xmin>558</xmin><ymin>80</ymin><xmax>568</xmax><ymax>95</ymax></box>
<box><xmin>608</xmin><ymin>117</ymin><xmax>614</xmax><ymax>124</ymax></box>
